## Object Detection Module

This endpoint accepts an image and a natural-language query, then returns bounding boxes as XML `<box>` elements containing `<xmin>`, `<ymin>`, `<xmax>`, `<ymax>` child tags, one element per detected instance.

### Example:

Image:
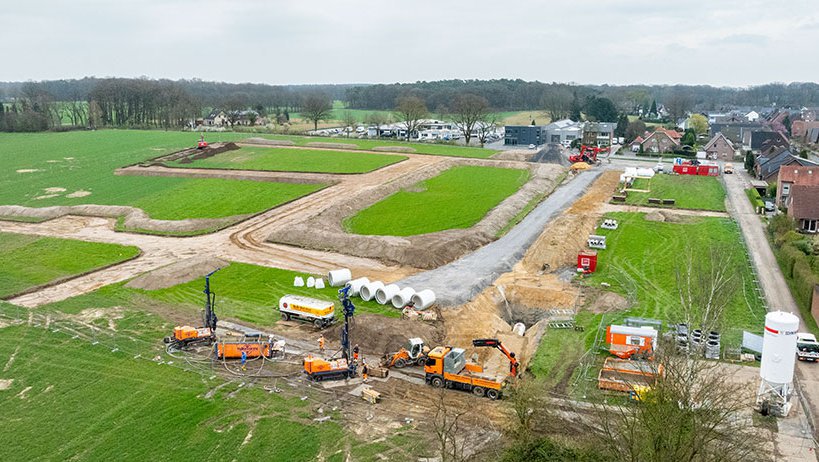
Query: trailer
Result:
<box><xmin>598</xmin><ymin>357</ymin><xmax>662</xmax><ymax>393</ymax></box>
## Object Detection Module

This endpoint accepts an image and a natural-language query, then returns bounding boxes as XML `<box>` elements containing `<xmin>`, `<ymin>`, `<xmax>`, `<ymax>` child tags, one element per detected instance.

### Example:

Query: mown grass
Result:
<box><xmin>344</xmin><ymin>166</ymin><xmax>530</xmax><ymax>236</ymax></box>
<box><xmin>0</xmin><ymin>131</ymin><xmax>324</xmax><ymax>223</ymax></box>
<box><xmin>0</xmin><ymin>233</ymin><xmax>140</xmax><ymax>298</ymax></box>
<box><xmin>625</xmin><ymin>174</ymin><xmax>726</xmax><ymax>211</ymax></box>
<box><xmin>168</xmin><ymin>146</ymin><xmax>406</xmax><ymax>174</ymax></box>
<box><xmin>0</xmin><ymin>301</ymin><xmax>413</xmax><ymax>461</ymax></box>
<box><xmin>257</xmin><ymin>134</ymin><xmax>497</xmax><ymax>158</ymax></box>
<box><xmin>529</xmin><ymin>212</ymin><xmax>766</xmax><ymax>381</ymax></box>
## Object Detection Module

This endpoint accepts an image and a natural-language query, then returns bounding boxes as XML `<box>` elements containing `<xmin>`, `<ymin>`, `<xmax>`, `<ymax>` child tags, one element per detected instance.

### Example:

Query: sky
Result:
<box><xmin>2</xmin><ymin>0</ymin><xmax>817</xmax><ymax>87</ymax></box>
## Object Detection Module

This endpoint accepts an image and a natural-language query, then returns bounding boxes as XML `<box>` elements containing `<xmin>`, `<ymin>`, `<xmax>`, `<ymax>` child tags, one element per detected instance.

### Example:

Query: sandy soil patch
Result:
<box><xmin>126</xmin><ymin>256</ymin><xmax>228</xmax><ymax>290</ymax></box>
<box><xmin>63</xmin><ymin>157</ymin><xmax>75</xmax><ymax>160</ymax></box>
<box><xmin>44</xmin><ymin>187</ymin><xmax>67</xmax><ymax>193</ymax></box>
<box><xmin>17</xmin><ymin>386</ymin><xmax>32</xmax><ymax>399</ymax></box>
<box><xmin>305</xmin><ymin>142</ymin><xmax>358</xmax><ymax>150</ymax></box>
<box><xmin>268</xmin><ymin>159</ymin><xmax>564</xmax><ymax>269</ymax></box>
<box><xmin>241</xmin><ymin>138</ymin><xmax>295</xmax><ymax>146</ymax></box>
<box><xmin>372</xmin><ymin>146</ymin><xmax>416</xmax><ymax>153</ymax></box>
<box><xmin>326</xmin><ymin>313</ymin><xmax>445</xmax><ymax>358</ymax></box>
<box><xmin>16</xmin><ymin>169</ymin><xmax>42</xmax><ymax>173</ymax></box>
<box><xmin>46</xmin><ymin>160</ymin><xmax>61</xmax><ymax>163</ymax></box>
<box><xmin>66</xmin><ymin>190</ymin><xmax>92</xmax><ymax>198</ymax></box>
<box><xmin>34</xmin><ymin>194</ymin><xmax>60</xmax><ymax>200</ymax></box>
<box><xmin>0</xmin><ymin>379</ymin><xmax>13</xmax><ymax>391</ymax></box>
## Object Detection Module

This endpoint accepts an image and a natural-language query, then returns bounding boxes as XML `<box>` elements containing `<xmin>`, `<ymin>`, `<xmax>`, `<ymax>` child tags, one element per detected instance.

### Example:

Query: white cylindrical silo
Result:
<box><xmin>345</xmin><ymin>277</ymin><xmax>370</xmax><ymax>297</ymax></box>
<box><xmin>327</xmin><ymin>268</ymin><xmax>352</xmax><ymax>287</ymax></box>
<box><xmin>375</xmin><ymin>284</ymin><xmax>400</xmax><ymax>305</ymax></box>
<box><xmin>410</xmin><ymin>289</ymin><xmax>436</xmax><ymax>310</ymax></box>
<box><xmin>760</xmin><ymin>311</ymin><xmax>800</xmax><ymax>385</ymax></box>
<box><xmin>360</xmin><ymin>281</ymin><xmax>384</xmax><ymax>301</ymax></box>
<box><xmin>391</xmin><ymin>287</ymin><xmax>416</xmax><ymax>308</ymax></box>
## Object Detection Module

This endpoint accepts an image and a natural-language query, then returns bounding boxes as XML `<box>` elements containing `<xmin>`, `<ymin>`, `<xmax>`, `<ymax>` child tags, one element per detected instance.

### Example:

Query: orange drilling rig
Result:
<box><xmin>423</xmin><ymin>338</ymin><xmax>518</xmax><ymax>400</ymax></box>
<box><xmin>303</xmin><ymin>286</ymin><xmax>357</xmax><ymax>381</ymax></box>
<box><xmin>163</xmin><ymin>269</ymin><xmax>220</xmax><ymax>349</ymax></box>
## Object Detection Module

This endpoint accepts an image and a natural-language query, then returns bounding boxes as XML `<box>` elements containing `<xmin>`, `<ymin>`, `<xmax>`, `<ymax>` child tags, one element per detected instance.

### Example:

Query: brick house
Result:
<box><xmin>641</xmin><ymin>128</ymin><xmax>681</xmax><ymax>153</ymax></box>
<box><xmin>703</xmin><ymin>133</ymin><xmax>735</xmax><ymax>159</ymax></box>
<box><xmin>784</xmin><ymin>185</ymin><xmax>819</xmax><ymax>233</ymax></box>
<box><xmin>776</xmin><ymin>165</ymin><xmax>819</xmax><ymax>208</ymax></box>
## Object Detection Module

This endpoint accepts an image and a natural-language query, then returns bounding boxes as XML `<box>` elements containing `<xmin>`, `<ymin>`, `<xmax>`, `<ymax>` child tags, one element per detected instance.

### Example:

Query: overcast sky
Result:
<box><xmin>2</xmin><ymin>0</ymin><xmax>817</xmax><ymax>87</ymax></box>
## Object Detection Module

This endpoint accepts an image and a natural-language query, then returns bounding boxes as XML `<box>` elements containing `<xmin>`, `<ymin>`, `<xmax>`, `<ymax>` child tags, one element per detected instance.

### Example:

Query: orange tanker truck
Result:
<box><xmin>423</xmin><ymin>338</ymin><xmax>518</xmax><ymax>400</ymax></box>
<box><xmin>214</xmin><ymin>336</ymin><xmax>285</xmax><ymax>360</ymax></box>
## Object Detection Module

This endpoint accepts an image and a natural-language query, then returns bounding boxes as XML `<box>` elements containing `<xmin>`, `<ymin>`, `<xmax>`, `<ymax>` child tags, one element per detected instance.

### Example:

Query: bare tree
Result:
<box><xmin>665</xmin><ymin>91</ymin><xmax>694</xmax><ymax>122</ymax></box>
<box><xmin>451</xmin><ymin>93</ymin><xmax>490</xmax><ymax>145</ymax></box>
<box><xmin>432</xmin><ymin>390</ymin><xmax>470</xmax><ymax>462</ymax></box>
<box><xmin>365</xmin><ymin>111</ymin><xmax>389</xmax><ymax>138</ymax></box>
<box><xmin>476</xmin><ymin>113</ymin><xmax>499</xmax><ymax>147</ymax></box>
<box><xmin>674</xmin><ymin>244</ymin><xmax>739</xmax><ymax>334</ymax></box>
<box><xmin>341</xmin><ymin>110</ymin><xmax>357</xmax><ymax>137</ymax></box>
<box><xmin>301</xmin><ymin>92</ymin><xmax>334</xmax><ymax>131</ymax></box>
<box><xmin>394</xmin><ymin>95</ymin><xmax>428</xmax><ymax>141</ymax></box>
<box><xmin>542</xmin><ymin>86</ymin><xmax>574</xmax><ymax>121</ymax></box>
<box><xmin>596</xmin><ymin>345</ymin><xmax>769</xmax><ymax>462</ymax></box>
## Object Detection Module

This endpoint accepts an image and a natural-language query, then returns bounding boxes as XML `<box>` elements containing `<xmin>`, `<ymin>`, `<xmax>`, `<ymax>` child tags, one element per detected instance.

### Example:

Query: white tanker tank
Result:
<box><xmin>757</xmin><ymin>311</ymin><xmax>800</xmax><ymax>417</ymax></box>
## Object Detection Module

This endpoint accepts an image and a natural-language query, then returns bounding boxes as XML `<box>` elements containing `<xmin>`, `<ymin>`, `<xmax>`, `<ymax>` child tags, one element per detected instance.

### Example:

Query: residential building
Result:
<box><xmin>504</xmin><ymin>125</ymin><xmax>546</xmax><ymax>146</ymax></box>
<box><xmin>784</xmin><ymin>185</ymin><xmax>819</xmax><ymax>233</ymax></box>
<box><xmin>581</xmin><ymin>122</ymin><xmax>615</xmax><ymax>147</ymax></box>
<box><xmin>204</xmin><ymin>110</ymin><xmax>228</xmax><ymax>126</ymax></box>
<box><xmin>630</xmin><ymin>136</ymin><xmax>644</xmax><ymax>152</ymax></box>
<box><xmin>710</xmin><ymin>121</ymin><xmax>764</xmax><ymax>144</ymax></box>
<box><xmin>747</xmin><ymin>130</ymin><xmax>789</xmax><ymax>152</ymax></box>
<box><xmin>641</xmin><ymin>128</ymin><xmax>681</xmax><ymax>153</ymax></box>
<box><xmin>756</xmin><ymin>148</ymin><xmax>818</xmax><ymax>182</ymax></box>
<box><xmin>702</xmin><ymin>133</ymin><xmax>735</xmax><ymax>159</ymax></box>
<box><xmin>776</xmin><ymin>165</ymin><xmax>819</xmax><ymax>208</ymax></box>
<box><xmin>790</xmin><ymin>120</ymin><xmax>819</xmax><ymax>140</ymax></box>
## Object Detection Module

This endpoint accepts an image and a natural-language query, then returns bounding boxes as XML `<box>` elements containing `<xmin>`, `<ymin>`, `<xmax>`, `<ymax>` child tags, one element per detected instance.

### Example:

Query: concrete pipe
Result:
<box><xmin>327</xmin><ymin>268</ymin><xmax>352</xmax><ymax>287</ymax></box>
<box><xmin>512</xmin><ymin>322</ymin><xmax>526</xmax><ymax>336</ymax></box>
<box><xmin>306</xmin><ymin>276</ymin><xmax>315</xmax><ymax>288</ymax></box>
<box><xmin>345</xmin><ymin>277</ymin><xmax>370</xmax><ymax>297</ymax></box>
<box><xmin>360</xmin><ymin>281</ymin><xmax>384</xmax><ymax>301</ymax></box>
<box><xmin>314</xmin><ymin>278</ymin><xmax>325</xmax><ymax>289</ymax></box>
<box><xmin>391</xmin><ymin>287</ymin><xmax>416</xmax><ymax>308</ymax></box>
<box><xmin>410</xmin><ymin>289</ymin><xmax>436</xmax><ymax>310</ymax></box>
<box><xmin>294</xmin><ymin>276</ymin><xmax>305</xmax><ymax>287</ymax></box>
<box><xmin>376</xmin><ymin>284</ymin><xmax>401</xmax><ymax>305</ymax></box>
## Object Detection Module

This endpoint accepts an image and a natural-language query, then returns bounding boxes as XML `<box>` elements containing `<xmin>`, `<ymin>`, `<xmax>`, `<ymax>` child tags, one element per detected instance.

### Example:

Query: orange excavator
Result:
<box><xmin>569</xmin><ymin>145</ymin><xmax>608</xmax><ymax>164</ymax></box>
<box><xmin>164</xmin><ymin>269</ymin><xmax>220</xmax><ymax>349</ymax></box>
<box><xmin>381</xmin><ymin>338</ymin><xmax>430</xmax><ymax>368</ymax></box>
<box><xmin>423</xmin><ymin>338</ymin><xmax>518</xmax><ymax>400</ymax></box>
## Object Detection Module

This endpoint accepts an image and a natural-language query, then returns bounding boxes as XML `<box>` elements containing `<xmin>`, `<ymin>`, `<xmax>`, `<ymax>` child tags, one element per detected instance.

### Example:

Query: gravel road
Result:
<box><xmin>397</xmin><ymin>170</ymin><xmax>603</xmax><ymax>306</ymax></box>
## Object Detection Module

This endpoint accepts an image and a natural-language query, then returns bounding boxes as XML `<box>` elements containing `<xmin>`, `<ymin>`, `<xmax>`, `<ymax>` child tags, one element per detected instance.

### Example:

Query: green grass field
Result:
<box><xmin>344</xmin><ymin>166</ymin><xmax>530</xmax><ymax>236</ymax></box>
<box><xmin>257</xmin><ymin>134</ymin><xmax>497</xmax><ymax>158</ymax></box>
<box><xmin>168</xmin><ymin>146</ymin><xmax>406</xmax><ymax>174</ymax></box>
<box><xmin>0</xmin><ymin>300</ymin><xmax>416</xmax><ymax>461</ymax></box>
<box><xmin>529</xmin><ymin>212</ymin><xmax>765</xmax><ymax>383</ymax></box>
<box><xmin>0</xmin><ymin>233</ymin><xmax>140</xmax><ymax>298</ymax></box>
<box><xmin>0</xmin><ymin>131</ymin><xmax>325</xmax><ymax>225</ymax></box>
<box><xmin>625</xmin><ymin>175</ymin><xmax>726</xmax><ymax>211</ymax></box>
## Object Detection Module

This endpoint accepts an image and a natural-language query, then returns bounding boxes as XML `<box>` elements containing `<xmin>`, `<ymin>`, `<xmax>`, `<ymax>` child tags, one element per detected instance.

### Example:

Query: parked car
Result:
<box><xmin>724</xmin><ymin>163</ymin><xmax>734</xmax><ymax>174</ymax></box>
<box><xmin>528</xmin><ymin>144</ymin><xmax>536</xmax><ymax>149</ymax></box>
<box><xmin>764</xmin><ymin>201</ymin><xmax>776</xmax><ymax>213</ymax></box>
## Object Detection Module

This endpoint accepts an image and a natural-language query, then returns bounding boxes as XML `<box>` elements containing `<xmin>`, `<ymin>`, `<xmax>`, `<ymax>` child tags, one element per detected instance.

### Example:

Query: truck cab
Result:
<box><xmin>797</xmin><ymin>333</ymin><xmax>819</xmax><ymax>362</ymax></box>
<box><xmin>424</xmin><ymin>346</ymin><xmax>504</xmax><ymax>399</ymax></box>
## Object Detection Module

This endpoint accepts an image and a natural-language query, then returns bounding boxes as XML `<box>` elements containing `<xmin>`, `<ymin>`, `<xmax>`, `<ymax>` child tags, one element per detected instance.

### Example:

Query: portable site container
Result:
<box><xmin>606</xmin><ymin>325</ymin><xmax>658</xmax><ymax>359</ymax></box>
<box><xmin>577</xmin><ymin>251</ymin><xmax>598</xmax><ymax>273</ymax></box>
<box><xmin>697</xmin><ymin>164</ymin><xmax>719</xmax><ymax>176</ymax></box>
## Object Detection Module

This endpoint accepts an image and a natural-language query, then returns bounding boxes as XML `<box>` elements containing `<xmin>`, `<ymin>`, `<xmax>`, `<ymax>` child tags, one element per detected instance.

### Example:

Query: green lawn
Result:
<box><xmin>529</xmin><ymin>212</ymin><xmax>766</xmax><ymax>382</ymax></box>
<box><xmin>0</xmin><ymin>301</ymin><xmax>415</xmax><ymax>461</ymax></box>
<box><xmin>168</xmin><ymin>146</ymin><xmax>406</xmax><ymax>174</ymax></box>
<box><xmin>344</xmin><ymin>166</ymin><xmax>530</xmax><ymax>236</ymax></box>
<box><xmin>256</xmin><ymin>134</ymin><xmax>497</xmax><ymax>158</ymax></box>
<box><xmin>0</xmin><ymin>131</ymin><xmax>325</xmax><ymax>226</ymax></box>
<box><xmin>625</xmin><ymin>174</ymin><xmax>726</xmax><ymax>211</ymax></box>
<box><xmin>0</xmin><ymin>233</ymin><xmax>140</xmax><ymax>298</ymax></box>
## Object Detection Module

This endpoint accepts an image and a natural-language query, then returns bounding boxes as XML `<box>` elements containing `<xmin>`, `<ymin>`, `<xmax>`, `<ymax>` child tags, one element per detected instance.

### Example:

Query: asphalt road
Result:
<box><xmin>723</xmin><ymin>166</ymin><xmax>819</xmax><ymax>440</ymax></box>
<box><xmin>398</xmin><ymin>169</ymin><xmax>603</xmax><ymax>306</ymax></box>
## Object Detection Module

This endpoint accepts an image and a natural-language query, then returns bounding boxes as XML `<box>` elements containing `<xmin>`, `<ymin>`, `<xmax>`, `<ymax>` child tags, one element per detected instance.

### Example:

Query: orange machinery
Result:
<box><xmin>569</xmin><ymin>145</ymin><xmax>608</xmax><ymax>164</ymax></box>
<box><xmin>214</xmin><ymin>336</ymin><xmax>285</xmax><ymax>360</ymax></box>
<box><xmin>303</xmin><ymin>286</ymin><xmax>357</xmax><ymax>381</ymax></box>
<box><xmin>381</xmin><ymin>338</ymin><xmax>429</xmax><ymax>368</ymax></box>
<box><xmin>164</xmin><ymin>269</ymin><xmax>220</xmax><ymax>349</ymax></box>
<box><xmin>423</xmin><ymin>338</ymin><xmax>518</xmax><ymax>400</ymax></box>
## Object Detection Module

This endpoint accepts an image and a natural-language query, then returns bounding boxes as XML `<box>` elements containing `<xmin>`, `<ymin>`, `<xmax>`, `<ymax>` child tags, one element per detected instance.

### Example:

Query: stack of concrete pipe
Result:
<box><xmin>391</xmin><ymin>287</ymin><xmax>416</xmax><ymax>308</ymax></box>
<box><xmin>375</xmin><ymin>284</ymin><xmax>401</xmax><ymax>305</ymax></box>
<box><xmin>327</xmin><ymin>268</ymin><xmax>352</xmax><ymax>287</ymax></box>
<box><xmin>360</xmin><ymin>281</ymin><xmax>384</xmax><ymax>301</ymax></box>
<box><xmin>330</xmin><ymin>269</ymin><xmax>438</xmax><ymax>310</ymax></box>
<box><xmin>345</xmin><ymin>277</ymin><xmax>369</xmax><ymax>296</ymax></box>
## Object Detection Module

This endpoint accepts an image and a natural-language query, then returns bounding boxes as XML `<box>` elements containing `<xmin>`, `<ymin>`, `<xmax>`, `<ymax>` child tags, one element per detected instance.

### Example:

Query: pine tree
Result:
<box><xmin>649</xmin><ymin>100</ymin><xmax>658</xmax><ymax>118</ymax></box>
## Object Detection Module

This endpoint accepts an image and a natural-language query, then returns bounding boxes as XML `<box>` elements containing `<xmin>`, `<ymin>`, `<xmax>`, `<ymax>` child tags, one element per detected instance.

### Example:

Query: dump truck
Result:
<box><xmin>381</xmin><ymin>338</ymin><xmax>429</xmax><ymax>368</ymax></box>
<box><xmin>279</xmin><ymin>295</ymin><xmax>335</xmax><ymax>329</ymax></box>
<box><xmin>423</xmin><ymin>339</ymin><xmax>518</xmax><ymax>400</ymax></box>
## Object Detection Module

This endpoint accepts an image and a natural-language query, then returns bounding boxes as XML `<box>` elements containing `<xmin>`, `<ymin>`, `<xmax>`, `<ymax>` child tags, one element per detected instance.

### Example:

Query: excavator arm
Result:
<box><xmin>472</xmin><ymin>338</ymin><xmax>519</xmax><ymax>377</ymax></box>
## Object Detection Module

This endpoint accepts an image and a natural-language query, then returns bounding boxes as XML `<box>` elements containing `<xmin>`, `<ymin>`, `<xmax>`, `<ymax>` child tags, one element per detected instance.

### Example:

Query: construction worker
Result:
<box><xmin>353</xmin><ymin>344</ymin><xmax>360</xmax><ymax>362</ymax></box>
<box><xmin>361</xmin><ymin>360</ymin><xmax>369</xmax><ymax>383</ymax></box>
<box><xmin>241</xmin><ymin>351</ymin><xmax>247</xmax><ymax>372</ymax></box>
<box><xmin>318</xmin><ymin>335</ymin><xmax>325</xmax><ymax>353</ymax></box>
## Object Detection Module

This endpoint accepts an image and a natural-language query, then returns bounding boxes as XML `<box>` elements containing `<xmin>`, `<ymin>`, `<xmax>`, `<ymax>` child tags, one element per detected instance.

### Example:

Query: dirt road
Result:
<box><xmin>723</xmin><ymin>167</ymin><xmax>819</xmax><ymax>444</ymax></box>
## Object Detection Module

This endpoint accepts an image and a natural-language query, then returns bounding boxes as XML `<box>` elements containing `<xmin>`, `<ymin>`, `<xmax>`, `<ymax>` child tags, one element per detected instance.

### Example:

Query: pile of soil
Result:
<box><xmin>177</xmin><ymin>142</ymin><xmax>239</xmax><ymax>164</ymax></box>
<box><xmin>531</xmin><ymin>144</ymin><xmax>570</xmax><ymax>167</ymax></box>
<box><xmin>241</xmin><ymin>138</ymin><xmax>295</xmax><ymax>146</ymax></box>
<box><xmin>306</xmin><ymin>142</ymin><xmax>358</xmax><ymax>150</ymax></box>
<box><xmin>372</xmin><ymin>146</ymin><xmax>416</xmax><ymax>153</ymax></box>
<box><xmin>585</xmin><ymin>289</ymin><xmax>630</xmax><ymax>314</ymax></box>
<box><xmin>125</xmin><ymin>256</ymin><xmax>229</xmax><ymax>290</ymax></box>
<box><xmin>327</xmin><ymin>313</ymin><xmax>444</xmax><ymax>358</ymax></box>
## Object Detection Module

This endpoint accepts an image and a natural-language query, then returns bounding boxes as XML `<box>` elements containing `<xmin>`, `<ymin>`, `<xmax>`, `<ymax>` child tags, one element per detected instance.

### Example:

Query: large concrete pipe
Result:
<box><xmin>512</xmin><ymin>323</ymin><xmax>526</xmax><ymax>336</ymax></box>
<box><xmin>327</xmin><ymin>268</ymin><xmax>352</xmax><ymax>287</ymax></box>
<box><xmin>410</xmin><ymin>289</ymin><xmax>436</xmax><ymax>310</ymax></box>
<box><xmin>375</xmin><ymin>284</ymin><xmax>400</xmax><ymax>305</ymax></box>
<box><xmin>345</xmin><ymin>277</ymin><xmax>370</xmax><ymax>297</ymax></box>
<box><xmin>391</xmin><ymin>287</ymin><xmax>416</xmax><ymax>308</ymax></box>
<box><xmin>360</xmin><ymin>281</ymin><xmax>384</xmax><ymax>301</ymax></box>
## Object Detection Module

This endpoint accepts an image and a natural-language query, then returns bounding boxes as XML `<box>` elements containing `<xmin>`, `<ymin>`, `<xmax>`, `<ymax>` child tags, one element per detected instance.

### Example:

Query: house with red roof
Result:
<box><xmin>641</xmin><ymin>128</ymin><xmax>681</xmax><ymax>153</ymax></box>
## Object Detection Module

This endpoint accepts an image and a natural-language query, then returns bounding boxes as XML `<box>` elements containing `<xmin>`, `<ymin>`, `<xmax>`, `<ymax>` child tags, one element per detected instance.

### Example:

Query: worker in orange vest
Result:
<box><xmin>361</xmin><ymin>360</ymin><xmax>369</xmax><ymax>383</ymax></box>
<box><xmin>353</xmin><ymin>344</ymin><xmax>360</xmax><ymax>362</ymax></box>
<box><xmin>318</xmin><ymin>335</ymin><xmax>325</xmax><ymax>353</ymax></box>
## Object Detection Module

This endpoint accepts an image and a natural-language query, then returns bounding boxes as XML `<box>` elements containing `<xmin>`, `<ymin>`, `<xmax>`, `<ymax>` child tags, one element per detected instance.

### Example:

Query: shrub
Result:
<box><xmin>768</xmin><ymin>214</ymin><xmax>796</xmax><ymax>239</ymax></box>
<box><xmin>779</xmin><ymin>244</ymin><xmax>805</xmax><ymax>278</ymax></box>
<box><xmin>793</xmin><ymin>259</ymin><xmax>819</xmax><ymax>307</ymax></box>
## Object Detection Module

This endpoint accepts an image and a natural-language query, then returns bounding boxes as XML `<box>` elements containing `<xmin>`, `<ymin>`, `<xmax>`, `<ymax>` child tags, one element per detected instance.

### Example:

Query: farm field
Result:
<box><xmin>0</xmin><ymin>131</ymin><xmax>325</xmax><ymax>223</ymax></box>
<box><xmin>256</xmin><ymin>134</ymin><xmax>498</xmax><ymax>158</ymax></box>
<box><xmin>497</xmin><ymin>110</ymin><xmax>549</xmax><ymax>126</ymax></box>
<box><xmin>626</xmin><ymin>174</ymin><xmax>726</xmax><ymax>211</ymax></box>
<box><xmin>529</xmin><ymin>212</ymin><xmax>765</xmax><ymax>386</ymax></box>
<box><xmin>0</xmin><ymin>302</ymin><xmax>415</xmax><ymax>462</ymax></box>
<box><xmin>344</xmin><ymin>165</ymin><xmax>530</xmax><ymax>236</ymax></box>
<box><xmin>290</xmin><ymin>100</ymin><xmax>394</xmax><ymax>125</ymax></box>
<box><xmin>0</xmin><ymin>233</ymin><xmax>140</xmax><ymax>298</ymax></box>
<box><xmin>168</xmin><ymin>146</ymin><xmax>406</xmax><ymax>174</ymax></box>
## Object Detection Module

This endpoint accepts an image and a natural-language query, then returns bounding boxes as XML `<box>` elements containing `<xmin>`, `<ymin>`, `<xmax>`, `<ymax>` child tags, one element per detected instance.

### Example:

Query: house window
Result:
<box><xmin>782</xmin><ymin>183</ymin><xmax>791</xmax><ymax>195</ymax></box>
<box><xmin>626</xmin><ymin>336</ymin><xmax>645</xmax><ymax>346</ymax></box>
<box><xmin>803</xmin><ymin>220</ymin><xmax>817</xmax><ymax>233</ymax></box>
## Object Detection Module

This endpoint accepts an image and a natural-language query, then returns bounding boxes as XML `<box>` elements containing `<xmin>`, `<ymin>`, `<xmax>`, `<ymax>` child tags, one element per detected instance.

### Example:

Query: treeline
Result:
<box><xmin>344</xmin><ymin>80</ymin><xmax>819</xmax><ymax>113</ymax></box>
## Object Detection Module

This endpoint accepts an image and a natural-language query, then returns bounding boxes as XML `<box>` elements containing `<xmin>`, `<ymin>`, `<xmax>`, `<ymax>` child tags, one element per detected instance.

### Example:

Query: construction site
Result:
<box><xmin>1</xmin><ymin>134</ymin><xmax>817</xmax><ymax>462</ymax></box>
